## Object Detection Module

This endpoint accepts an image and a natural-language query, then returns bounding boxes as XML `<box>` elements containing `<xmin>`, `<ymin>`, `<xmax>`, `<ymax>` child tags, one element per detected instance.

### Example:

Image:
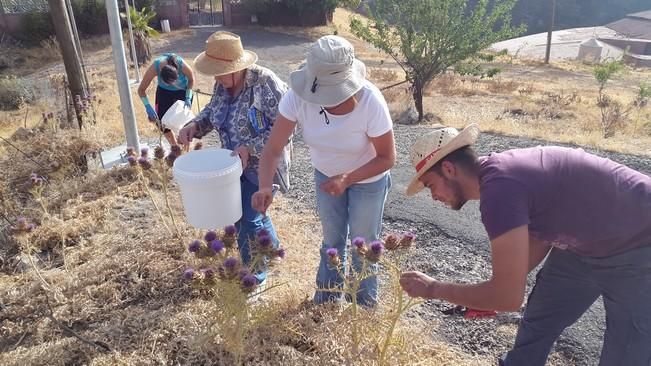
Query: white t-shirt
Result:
<box><xmin>278</xmin><ymin>80</ymin><xmax>393</xmax><ymax>184</ymax></box>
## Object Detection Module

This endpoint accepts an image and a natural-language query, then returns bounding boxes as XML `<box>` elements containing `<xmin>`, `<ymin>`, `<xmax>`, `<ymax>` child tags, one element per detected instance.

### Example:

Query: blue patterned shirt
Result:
<box><xmin>192</xmin><ymin>65</ymin><xmax>292</xmax><ymax>192</ymax></box>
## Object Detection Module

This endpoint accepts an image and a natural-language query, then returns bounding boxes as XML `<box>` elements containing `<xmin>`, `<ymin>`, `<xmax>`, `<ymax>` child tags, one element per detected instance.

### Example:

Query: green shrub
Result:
<box><xmin>21</xmin><ymin>11</ymin><xmax>55</xmax><ymax>45</ymax></box>
<box><xmin>0</xmin><ymin>76</ymin><xmax>34</xmax><ymax>111</ymax></box>
<box><xmin>72</xmin><ymin>0</ymin><xmax>109</xmax><ymax>36</ymax></box>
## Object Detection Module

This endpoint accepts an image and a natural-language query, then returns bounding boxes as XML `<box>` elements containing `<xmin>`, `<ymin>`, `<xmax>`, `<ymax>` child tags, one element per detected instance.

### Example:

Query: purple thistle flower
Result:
<box><xmin>127</xmin><ymin>156</ymin><xmax>137</xmax><ymax>167</ymax></box>
<box><xmin>238</xmin><ymin>268</ymin><xmax>250</xmax><ymax>280</ymax></box>
<box><xmin>276</xmin><ymin>248</ymin><xmax>286</xmax><ymax>259</ymax></box>
<box><xmin>224</xmin><ymin>257</ymin><xmax>239</xmax><ymax>270</ymax></box>
<box><xmin>258</xmin><ymin>235</ymin><xmax>272</xmax><ymax>248</ymax></box>
<box><xmin>384</xmin><ymin>233</ymin><xmax>401</xmax><ymax>250</ymax></box>
<box><xmin>126</xmin><ymin>146</ymin><xmax>136</xmax><ymax>157</ymax></box>
<box><xmin>48</xmin><ymin>112</ymin><xmax>54</xmax><ymax>119</ymax></box>
<box><xmin>165</xmin><ymin>153</ymin><xmax>178</xmax><ymax>168</ymax></box>
<box><xmin>210</xmin><ymin>239</ymin><xmax>225</xmax><ymax>253</ymax></box>
<box><xmin>370</xmin><ymin>241</ymin><xmax>385</xmax><ymax>255</ymax></box>
<box><xmin>138</xmin><ymin>157</ymin><xmax>151</xmax><ymax>170</ymax></box>
<box><xmin>224</xmin><ymin>225</ymin><xmax>237</xmax><ymax>236</ymax></box>
<box><xmin>140</xmin><ymin>146</ymin><xmax>149</xmax><ymax>157</ymax></box>
<box><xmin>188</xmin><ymin>240</ymin><xmax>201</xmax><ymax>253</ymax></box>
<box><xmin>241</xmin><ymin>274</ymin><xmax>258</xmax><ymax>291</ymax></box>
<box><xmin>200</xmin><ymin>267</ymin><xmax>215</xmax><ymax>279</ymax></box>
<box><xmin>183</xmin><ymin>268</ymin><xmax>195</xmax><ymax>280</ymax></box>
<box><xmin>154</xmin><ymin>146</ymin><xmax>165</xmax><ymax>160</ymax></box>
<box><xmin>326</xmin><ymin>248</ymin><xmax>338</xmax><ymax>258</ymax></box>
<box><xmin>256</xmin><ymin>228</ymin><xmax>270</xmax><ymax>238</ymax></box>
<box><xmin>204</xmin><ymin>230</ymin><xmax>217</xmax><ymax>243</ymax></box>
<box><xmin>352</xmin><ymin>236</ymin><xmax>365</xmax><ymax>249</ymax></box>
<box><xmin>170</xmin><ymin>145</ymin><xmax>182</xmax><ymax>157</ymax></box>
<box><xmin>399</xmin><ymin>232</ymin><xmax>416</xmax><ymax>248</ymax></box>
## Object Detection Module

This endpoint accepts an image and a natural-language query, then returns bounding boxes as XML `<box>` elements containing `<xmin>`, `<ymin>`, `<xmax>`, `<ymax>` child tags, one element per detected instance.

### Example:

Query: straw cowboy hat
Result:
<box><xmin>193</xmin><ymin>31</ymin><xmax>258</xmax><ymax>76</ymax></box>
<box><xmin>290</xmin><ymin>35</ymin><xmax>366</xmax><ymax>107</ymax></box>
<box><xmin>406</xmin><ymin>124</ymin><xmax>480</xmax><ymax>196</ymax></box>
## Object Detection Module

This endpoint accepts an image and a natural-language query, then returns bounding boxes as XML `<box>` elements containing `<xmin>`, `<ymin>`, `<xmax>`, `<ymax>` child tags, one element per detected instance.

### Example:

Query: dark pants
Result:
<box><xmin>155</xmin><ymin>87</ymin><xmax>187</xmax><ymax>134</ymax></box>
<box><xmin>501</xmin><ymin>246</ymin><xmax>651</xmax><ymax>366</ymax></box>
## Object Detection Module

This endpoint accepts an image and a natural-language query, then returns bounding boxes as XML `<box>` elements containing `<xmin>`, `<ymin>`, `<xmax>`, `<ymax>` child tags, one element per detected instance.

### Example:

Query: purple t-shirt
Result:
<box><xmin>479</xmin><ymin>146</ymin><xmax>651</xmax><ymax>257</ymax></box>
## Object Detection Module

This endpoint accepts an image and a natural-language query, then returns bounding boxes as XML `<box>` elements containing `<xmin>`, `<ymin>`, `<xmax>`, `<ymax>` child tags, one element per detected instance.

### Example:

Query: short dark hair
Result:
<box><xmin>160</xmin><ymin>55</ymin><xmax>179</xmax><ymax>84</ymax></box>
<box><xmin>428</xmin><ymin>145</ymin><xmax>479</xmax><ymax>176</ymax></box>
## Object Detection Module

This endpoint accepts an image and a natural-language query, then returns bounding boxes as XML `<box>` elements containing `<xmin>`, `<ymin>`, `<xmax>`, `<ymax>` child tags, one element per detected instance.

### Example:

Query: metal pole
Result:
<box><xmin>124</xmin><ymin>0</ymin><xmax>141</xmax><ymax>82</ymax></box>
<box><xmin>544</xmin><ymin>0</ymin><xmax>556</xmax><ymax>64</ymax></box>
<box><xmin>106</xmin><ymin>0</ymin><xmax>140</xmax><ymax>151</ymax></box>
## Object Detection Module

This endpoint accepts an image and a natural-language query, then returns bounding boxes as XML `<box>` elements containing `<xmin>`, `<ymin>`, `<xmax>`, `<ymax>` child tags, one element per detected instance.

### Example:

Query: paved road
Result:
<box><xmin>158</xmin><ymin>27</ymin><xmax>651</xmax><ymax>365</ymax></box>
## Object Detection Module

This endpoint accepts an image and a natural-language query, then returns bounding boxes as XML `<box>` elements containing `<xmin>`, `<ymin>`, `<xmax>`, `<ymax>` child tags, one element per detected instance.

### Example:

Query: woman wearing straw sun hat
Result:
<box><xmin>178</xmin><ymin>31</ymin><xmax>291</xmax><ymax>287</ymax></box>
<box><xmin>252</xmin><ymin>35</ymin><xmax>396</xmax><ymax>307</ymax></box>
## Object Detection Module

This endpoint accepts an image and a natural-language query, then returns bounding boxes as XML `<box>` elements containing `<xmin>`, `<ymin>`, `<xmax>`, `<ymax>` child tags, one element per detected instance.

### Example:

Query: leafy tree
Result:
<box><xmin>121</xmin><ymin>6</ymin><xmax>158</xmax><ymax>65</ymax></box>
<box><xmin>351</xmin><ymin>0</ymin><xmax>524</xmax><ymax>121</ymax></box>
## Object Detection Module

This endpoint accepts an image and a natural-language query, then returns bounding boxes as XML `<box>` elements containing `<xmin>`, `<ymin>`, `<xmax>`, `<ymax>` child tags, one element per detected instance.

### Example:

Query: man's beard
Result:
<box><xmin>445</xmin><ymin>177</ymin><xmax>467</xmax><ymax>211</ymax></box>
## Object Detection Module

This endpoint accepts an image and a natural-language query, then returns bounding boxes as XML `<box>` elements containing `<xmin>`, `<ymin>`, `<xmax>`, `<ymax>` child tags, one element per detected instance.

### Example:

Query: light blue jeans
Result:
<box><xmin>236</xmin><ymin>176</ymin><xmax>280</xmax><ymax>283</ymax></box>
<box><xmin>313</xmin><ymin>169</ymin><xmax>391</xmax><ymax>307</ymax></box>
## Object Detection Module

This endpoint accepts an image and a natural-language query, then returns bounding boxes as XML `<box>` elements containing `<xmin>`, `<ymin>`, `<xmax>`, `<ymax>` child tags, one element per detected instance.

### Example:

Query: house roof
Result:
<box><xmin>607</xmin><ymin>14</ymin><xmax>651</xmax><ymax>40</ymax></box>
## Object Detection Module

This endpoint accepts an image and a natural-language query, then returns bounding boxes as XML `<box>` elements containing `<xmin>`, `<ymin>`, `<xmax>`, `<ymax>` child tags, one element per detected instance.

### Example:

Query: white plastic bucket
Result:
<box><xmin>161</xmin><ymin>100</ymin><xmax>195</xmax><ymax>135</ymax></box>
<box><xmin>161</xmin><ymin>19</ymin><xmax>171</xmax><ymax>33</ymax></box>
<box><xmin>173</xmin><ymin>148</ymin><xmax>243</xmax><ymax>229</ymax></box>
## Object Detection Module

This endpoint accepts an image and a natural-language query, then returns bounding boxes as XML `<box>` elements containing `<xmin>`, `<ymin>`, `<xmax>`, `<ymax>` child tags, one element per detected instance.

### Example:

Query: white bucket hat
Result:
<box><xmin>193</xmin><ymin>31</ymin><xmax>258</xmax><ymax>76</ymax></box>
<box><xmin>406</xmin><ymin>124</ymin><xmax>480</xmax><ymax>196</ymax></box>
<box><xmin>289</xmin><ymin>35</ymin><xmax>366</xmax><ymax>107</ymax></box>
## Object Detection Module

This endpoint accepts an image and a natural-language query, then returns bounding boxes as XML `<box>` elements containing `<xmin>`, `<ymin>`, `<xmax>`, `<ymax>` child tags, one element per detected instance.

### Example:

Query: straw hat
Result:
<box><xmin>193</xmin><ymin>31</ymin><xmax>258</xmax><ymax>76</ymax></box>
<box><xmin>290</xmin><ymin>35</ymin><xmax>366</xmax><ymax>107</ymax></box>
<box><xmin>406</xmin><ymin>124</ymin><xmax>480</xmax><ymax>196</ymax></box>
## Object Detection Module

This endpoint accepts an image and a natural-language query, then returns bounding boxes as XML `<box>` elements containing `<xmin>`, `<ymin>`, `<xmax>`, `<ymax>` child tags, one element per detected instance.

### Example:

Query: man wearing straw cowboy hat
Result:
<box><xmin>398</xmin><ymin>124</ymin><xmax>651</xmax><ymax>366</ymax></box>
<box><xmin>178</xmin><ymin>31</ymin><xmax>291</xmax><ymax>287</ymax></box>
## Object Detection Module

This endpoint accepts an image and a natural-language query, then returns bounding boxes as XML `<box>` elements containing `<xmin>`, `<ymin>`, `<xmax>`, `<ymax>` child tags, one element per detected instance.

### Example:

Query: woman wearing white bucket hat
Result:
<box><xmin>178</xmin><ymin>31</ymin><xmax>291</xmax><ymax>286</ymax></box>
<box><xmin>253</xmin><ymin>35</ymin><xmax>396</xmax><ymax>307</ymax></box>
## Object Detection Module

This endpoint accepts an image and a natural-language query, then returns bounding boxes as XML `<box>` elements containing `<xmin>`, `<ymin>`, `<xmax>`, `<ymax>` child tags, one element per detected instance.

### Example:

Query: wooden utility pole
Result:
<box><xmin>48</xmin><ymin>0</ymin><xmax>87</xmax><ymax>128</ymax></box>
<box><xmin>544</xmin><ymin>0</ymin><xmax>556</xmax><ymax>64</ymax></box>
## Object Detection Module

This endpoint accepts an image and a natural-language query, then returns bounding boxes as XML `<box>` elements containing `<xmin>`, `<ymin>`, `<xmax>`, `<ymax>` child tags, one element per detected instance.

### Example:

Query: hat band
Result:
<box><xmin>205</xmin><ymin>52</ymin><xmax>239</xmax><ymax>62</ymax></box>
<box><xmin>415</xmin><ymin>148</ymin><xmax>441</xmax><ymax>172</ymax></box>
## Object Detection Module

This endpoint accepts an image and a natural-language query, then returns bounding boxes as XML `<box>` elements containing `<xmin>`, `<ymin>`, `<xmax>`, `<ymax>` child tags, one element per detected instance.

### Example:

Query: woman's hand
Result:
<box><xmin>252</xmin><ymin>187</ymin><xmax>274</xmax><ymax>215</ymax></box>
<box><xmin>231</xmin><ymin>145</ymin><xmax>251</xmax><ymax>169</ymax></box>
<box><xmin>178</xmin><ymin>122</ymin><xmax>197</xmax><ymax>146</ymax></box>
<box><xmin>319</xmin><ymin>174</ymin><xmax>350</xmax><ymax>196</ymax></box>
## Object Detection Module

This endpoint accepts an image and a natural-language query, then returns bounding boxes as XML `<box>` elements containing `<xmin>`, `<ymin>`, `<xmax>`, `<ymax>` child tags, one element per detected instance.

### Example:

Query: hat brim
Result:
<box><xmin>405</xmin><ymin>124</ymin><xmax>480</xmax><ymax>196</ymax></box>
<box><xmin>193</xmin><ymin>50</ymin><xmax>258</xmax><ymax>76</ymax></box>
<box><xmin>289</xmin><ymin>59</ymin><xmax>366</xmax><ymax>106</ymax></box>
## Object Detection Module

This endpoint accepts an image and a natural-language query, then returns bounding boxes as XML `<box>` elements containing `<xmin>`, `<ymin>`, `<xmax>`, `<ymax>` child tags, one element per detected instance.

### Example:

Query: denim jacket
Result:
<box><xmin>191</xmin><ymin>65</ymin><xmax>292</xmax><ymax>193</ymax></box>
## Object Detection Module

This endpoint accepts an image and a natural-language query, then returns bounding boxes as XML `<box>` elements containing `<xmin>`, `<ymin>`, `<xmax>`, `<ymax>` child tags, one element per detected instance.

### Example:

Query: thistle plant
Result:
<box><xmin>322</xmin><ymin>232</ymin><xmax>419</xmax><ymax>363</ymax></box>
<box><xmin>183</xmin><ymin>226</ymin><xmax>285</xmax><ymax>365</ymax></box>
<box><xmin>126</xmin><ymin>143</ymin><xmax>183</xmax><ymax>242</ymax></box>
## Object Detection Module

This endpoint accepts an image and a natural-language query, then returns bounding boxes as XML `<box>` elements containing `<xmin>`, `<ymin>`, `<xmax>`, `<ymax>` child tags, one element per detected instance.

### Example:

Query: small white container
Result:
<box><xmin>161</xmin><ymin>19</ymin><xmax>171</xmax><ymax>33</ymax></box>
<box><xmin>173</xmin><ymin>148</ymin><xmax>243</xmax><ymax>229</ymax></box>
<box><xmin>161</xmin><ymin>100</ymin><xmax>195</xmax><ymax>135</ymax></box>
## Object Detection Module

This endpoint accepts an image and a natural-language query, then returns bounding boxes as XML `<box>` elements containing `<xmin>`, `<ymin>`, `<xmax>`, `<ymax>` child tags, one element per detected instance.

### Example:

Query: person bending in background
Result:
<box><xmin>138</xmin><ymin>53</ymin><xmax>194</xmax><ymax>148</ymax></box>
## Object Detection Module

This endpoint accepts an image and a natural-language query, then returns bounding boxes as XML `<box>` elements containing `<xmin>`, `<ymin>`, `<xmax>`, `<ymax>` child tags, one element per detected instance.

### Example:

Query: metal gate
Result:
<box><xmin>188</xmin><ymin>0</ymin><xmax>223</xmax><ymax>27</ymax></box>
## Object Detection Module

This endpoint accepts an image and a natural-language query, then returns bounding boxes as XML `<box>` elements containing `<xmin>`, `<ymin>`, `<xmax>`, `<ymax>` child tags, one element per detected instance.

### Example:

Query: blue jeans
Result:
<box><xmin>236</xmin><ymin>176</ymin><xmax>279</xmax><ymax>283</ymax></box>
<box><xmin>313</xmin><ymin>169</ymin><xmax>391</xmax><ymax>307</ymax></box>
<box><xmin>500</xmin><ymin>246</ymin><xmax>651</xmax><ymax>366</ymax></box>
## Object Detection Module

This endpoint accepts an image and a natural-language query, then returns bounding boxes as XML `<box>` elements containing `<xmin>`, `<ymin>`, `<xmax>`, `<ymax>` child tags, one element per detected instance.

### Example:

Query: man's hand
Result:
<box><xmin>252</xmin><ymin>187</ymin><xmax>274</xmax><ymax>215</ymax></box>
<box><xmin>319</xmin><ymin>174</ymin><xmax>350</xmax><ymax>196</ymax></box>
<box><xmin>231</xmin><ymin>145</ymin><xmax>251</xmax><ymax>169</ymax></box>
<box><xmin>145</xmin><ymin>104</ymin><xmax>158</xmax><ymax>122</ymax></box>
<box><xmin>399</xmin><ymin>271</ymin><xmax>440</xmax><ymax>299</ymax></box>
<box><xmin>178</xmin><ymin>122</ymin><xmax>197</xmax><ymax>146</ymax></box>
